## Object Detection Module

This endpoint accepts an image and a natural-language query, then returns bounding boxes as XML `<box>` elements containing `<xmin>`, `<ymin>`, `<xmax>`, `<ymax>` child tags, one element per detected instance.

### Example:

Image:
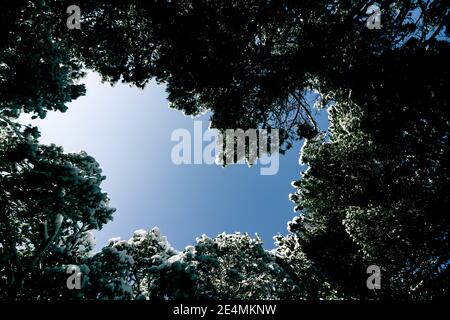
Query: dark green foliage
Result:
<box><xmin>0</xmin><ymin>0</ymin><xmax>86</xmax><ymax>119</ymax></box>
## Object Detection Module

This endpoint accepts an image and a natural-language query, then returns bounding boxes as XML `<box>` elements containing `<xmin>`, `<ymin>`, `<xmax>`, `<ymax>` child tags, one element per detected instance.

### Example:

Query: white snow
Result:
<box><xmin>151</xmin><ymin>227</ymin><xmax>161</xmax><ymax>237</ymax></box>
<box><xmin>108</xmin><ymin>237</ymin><xmax>121</xmax><ymax>245</ymax></box>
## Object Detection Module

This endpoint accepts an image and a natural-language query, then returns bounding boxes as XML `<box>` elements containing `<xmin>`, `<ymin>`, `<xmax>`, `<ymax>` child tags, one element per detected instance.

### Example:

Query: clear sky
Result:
<box><xmin>20</xmin><ymin>72</ymin><xmax>328</xmax><ymax>251</ymax></box>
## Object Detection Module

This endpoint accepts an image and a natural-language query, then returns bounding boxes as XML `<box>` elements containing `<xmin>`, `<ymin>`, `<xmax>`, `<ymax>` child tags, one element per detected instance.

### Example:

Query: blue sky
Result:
<box><xmin>20</xmin><ymin>72</ymin><xmax>328</xmax><ymax>250</ymax></box>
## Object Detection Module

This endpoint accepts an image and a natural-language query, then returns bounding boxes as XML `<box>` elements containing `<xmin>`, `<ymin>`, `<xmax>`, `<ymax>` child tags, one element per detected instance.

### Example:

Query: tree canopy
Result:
<box><xmin>0</xmin><ymin>0</ymin><xmax>449</xmax><ymax>300</ymax></box>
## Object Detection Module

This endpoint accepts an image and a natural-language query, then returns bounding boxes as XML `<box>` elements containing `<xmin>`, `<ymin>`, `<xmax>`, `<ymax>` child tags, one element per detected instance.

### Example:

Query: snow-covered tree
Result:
<box><xmin>84</xmin><ymin>238</ymin><xmax>135</xmax><ymax>300</ymax></box>
<box><xmin>2</xmin><ymin>0</ymin><xmax>448</xmax><ymax>301</ymax></box>
<box><xmin>187</xmin><ymin>232</ymin><xmax>297</xmax><ymax>300</ymax></box>
<box><xmin>0</xmin><ymin>122</ymin><xmax>115</xmax><ymax>300</ymax></box>
<box><xmin>288</xmin><ymin>96</ymin><xmax>450</xmax><ymax>299</ymax></box>
<box><xmin>84</xmin><ymin>229</ymin><xmax>326</xmax><ymax>300</ymax></box>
